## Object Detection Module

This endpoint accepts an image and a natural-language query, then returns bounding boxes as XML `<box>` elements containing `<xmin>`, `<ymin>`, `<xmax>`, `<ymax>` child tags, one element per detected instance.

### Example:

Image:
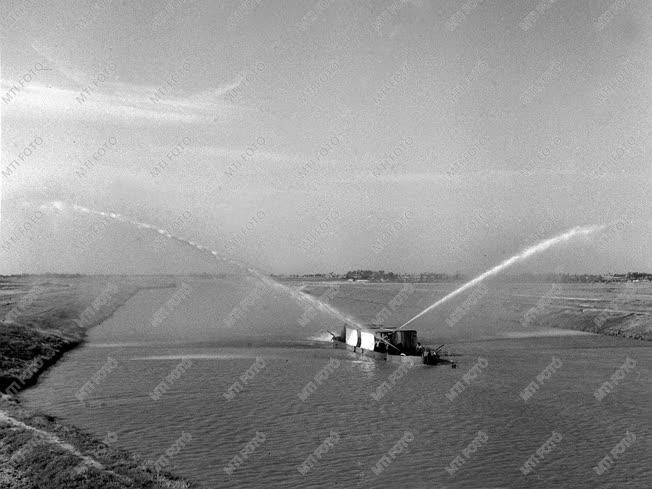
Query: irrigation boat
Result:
<box><xmin>329</xmin><ymin>324</ymin><xmax>456</xmax><ymax>367</ymax></box>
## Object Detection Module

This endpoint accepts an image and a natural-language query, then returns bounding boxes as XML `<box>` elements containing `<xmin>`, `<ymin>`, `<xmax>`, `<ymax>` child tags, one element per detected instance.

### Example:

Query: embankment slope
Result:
<box><xmin>0</xmin><ymin>275</ymin><xmax>194</xmax><ymax>488</ymax></box>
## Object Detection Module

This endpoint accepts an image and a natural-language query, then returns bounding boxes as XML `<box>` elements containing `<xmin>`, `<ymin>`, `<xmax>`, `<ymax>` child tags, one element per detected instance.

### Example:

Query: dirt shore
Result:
<box><xmin>0</xmin><ymin>275</ymin><xmax>195</xmax><ymax>489</ymax></box>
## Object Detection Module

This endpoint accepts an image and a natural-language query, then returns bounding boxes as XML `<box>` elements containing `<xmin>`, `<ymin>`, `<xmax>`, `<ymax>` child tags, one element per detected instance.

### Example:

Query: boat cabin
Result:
<box><xmin>336</xmin><ymin>325</ymin><xmax>419</xmax><ymax>356</ymax></box>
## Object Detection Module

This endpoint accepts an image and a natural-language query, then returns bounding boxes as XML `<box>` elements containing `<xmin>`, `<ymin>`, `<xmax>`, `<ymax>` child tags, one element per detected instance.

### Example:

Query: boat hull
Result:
<box><xmin>331</xmin><ymin>340</ymin><xmax>454</xmax><ymax>366</ymax></box>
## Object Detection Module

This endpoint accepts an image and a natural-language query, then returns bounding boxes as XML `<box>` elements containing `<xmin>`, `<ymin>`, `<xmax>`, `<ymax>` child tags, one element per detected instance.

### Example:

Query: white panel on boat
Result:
<box><xmin>360</xmin><ymin>331</ymin><xmax>375</xmax><ymax>350</ymax></box>
<box><xmin>345</xmin><ymin>327</ymin><xmax>359</xmax><ymax>347</ymax></box>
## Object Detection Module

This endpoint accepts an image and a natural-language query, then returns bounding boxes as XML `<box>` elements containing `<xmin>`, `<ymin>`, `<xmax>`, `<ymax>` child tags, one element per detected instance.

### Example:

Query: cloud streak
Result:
<box><xmin>1</xmin><ymin>78</ymin><xmax>244</xmax><ymax>125</ymax></box>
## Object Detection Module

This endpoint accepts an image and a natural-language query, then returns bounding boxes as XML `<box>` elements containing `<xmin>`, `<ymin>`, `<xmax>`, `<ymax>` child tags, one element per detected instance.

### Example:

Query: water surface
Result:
<box><xmin>22</xmin><ymin>279</ymin><xmax>651</xmax><ymax>488</ymax></box>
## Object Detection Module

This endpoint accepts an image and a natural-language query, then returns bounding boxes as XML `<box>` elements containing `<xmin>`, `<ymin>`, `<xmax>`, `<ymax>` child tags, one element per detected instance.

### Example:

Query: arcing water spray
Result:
<box><xmin>399</xmin><ymin>224</ymin><xmax>607</xmax><ymax>329</ymax></box>
<box><xmin>47</xmin><ymin>201</ymin><xmax>364</xmax><ymax>330</ymax></box>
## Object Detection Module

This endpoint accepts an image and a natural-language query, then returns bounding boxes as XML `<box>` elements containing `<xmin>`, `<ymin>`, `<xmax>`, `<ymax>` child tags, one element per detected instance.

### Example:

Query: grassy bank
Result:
<box><xmin>0</xmin><ymin>275</ymin><xmax>194</xmax><ymax>488</ymax></box>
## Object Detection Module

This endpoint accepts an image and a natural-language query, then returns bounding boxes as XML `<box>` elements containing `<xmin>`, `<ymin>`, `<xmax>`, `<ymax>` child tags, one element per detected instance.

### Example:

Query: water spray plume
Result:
<box><xmin>47</xmin><ymin>201</ymin><xmax>364</xmax><ymax>330</ymax></box>
<box><xmin>398</xmin><ymin>224</ymin><xmax>607</xmax><ymax>330</ymax></box>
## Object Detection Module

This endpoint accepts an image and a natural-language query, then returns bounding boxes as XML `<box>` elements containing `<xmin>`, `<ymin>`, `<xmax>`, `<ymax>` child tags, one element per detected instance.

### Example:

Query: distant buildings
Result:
<box><xmin>277</xmin><ymin>270</ymin><xmax>464</xmax><ymax>283</ymax></box>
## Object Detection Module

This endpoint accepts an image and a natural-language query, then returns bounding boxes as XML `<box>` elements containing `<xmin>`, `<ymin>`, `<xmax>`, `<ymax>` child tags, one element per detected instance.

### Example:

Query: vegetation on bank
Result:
<box><xmin>1</xmin><ymin>396</ymin><xmax>193</xmax><ymax>488</ymax></box>
<box><xmin>0</xmin><ymin>276</ymin><xmax>175</xmax><ymax>394</ymax></box>
<box><xmin>0</xmin><ymin>275</ymin><xmax>193</xmax><ymax>488</ymax></box>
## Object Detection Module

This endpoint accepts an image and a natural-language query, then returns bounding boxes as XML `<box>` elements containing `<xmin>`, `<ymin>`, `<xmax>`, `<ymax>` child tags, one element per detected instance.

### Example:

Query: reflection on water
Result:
<box><xmin>351</xmin><ymin>359</ymin><xmax>378</xmax><ymax>376</ymax></box>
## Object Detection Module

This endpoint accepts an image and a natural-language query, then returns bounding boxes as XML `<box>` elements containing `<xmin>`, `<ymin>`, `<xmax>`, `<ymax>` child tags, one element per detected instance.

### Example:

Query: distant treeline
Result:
<box><xmin>505</xmin><ymin>272</ymin><xmax>652</xmax><ymax>283</ymax></box>
<box><xmin>274</xmin><ymin>270</ymin><xmax>463</xmax><ymax>282</ymax></box>
<box><xmin>3</xmin><ymin>271</ymin><xmax>650</xmax><ymax>283</ymax></box>
<box><xmin>275</xmin><ymin>271</ymin><xmax>652</xmax><ymax>283</ymax></box>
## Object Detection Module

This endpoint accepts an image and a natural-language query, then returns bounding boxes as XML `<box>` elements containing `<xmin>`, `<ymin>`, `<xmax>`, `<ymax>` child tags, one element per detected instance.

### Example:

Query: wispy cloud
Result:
<box><xmin>367</xmin><ymin>172</ymin><xmax>451</xmax><ymax>183</ymax></box>
<box><xmin>212</xmin><ymin>74</ymin><xmax>245</xmax><ymax>97</ymax></box>
<box><xmin>1</xmin><ymin>80</ymin><xmax>242</xmax><ymax>125</ymax></box>
<box><xmin>3</xmin><ymin>41</ymin><xmax>246</xmax><ymax>124</ymax></box>
<box><xmin>193</xmin><ymin>144</ymin><xmax>291</xmax><ymax>164</ymax></box>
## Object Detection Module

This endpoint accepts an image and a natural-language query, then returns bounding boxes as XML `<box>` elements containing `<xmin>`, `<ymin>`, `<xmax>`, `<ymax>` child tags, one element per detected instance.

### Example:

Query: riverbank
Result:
<box><xmin>0</xmin><ymin>275</ymin><xmax>195</xmax><ymax>488</ymax></box>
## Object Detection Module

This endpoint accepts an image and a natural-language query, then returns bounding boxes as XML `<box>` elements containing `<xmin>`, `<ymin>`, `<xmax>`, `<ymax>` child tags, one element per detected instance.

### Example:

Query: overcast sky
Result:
<box><xmin>1</xmin><ymin>0</ymin><xmax>650</xmax><ymax>275</ymax></box>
